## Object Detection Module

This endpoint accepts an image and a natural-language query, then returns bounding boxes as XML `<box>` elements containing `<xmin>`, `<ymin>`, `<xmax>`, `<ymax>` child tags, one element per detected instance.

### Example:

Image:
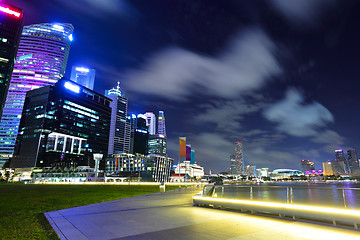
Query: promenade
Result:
<box><xmin>46</xmin><ymin>187</ymin><xmax>360</xmax><ymax>240</ymax></box>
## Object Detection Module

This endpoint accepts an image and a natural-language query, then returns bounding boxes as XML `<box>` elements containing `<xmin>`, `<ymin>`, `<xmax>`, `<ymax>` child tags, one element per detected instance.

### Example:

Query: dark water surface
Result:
<box><xmin>212</xmin><ymin>182</ymin><xmax>360</xmax><ymax>209</ymax></box>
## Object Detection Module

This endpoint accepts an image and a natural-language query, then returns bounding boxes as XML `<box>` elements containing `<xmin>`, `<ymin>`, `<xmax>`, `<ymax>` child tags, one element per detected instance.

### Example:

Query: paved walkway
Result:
<box><xmin>45</xmin><ymin>187</ymin><xmax>360</xmax><ymax>240</ymax></box>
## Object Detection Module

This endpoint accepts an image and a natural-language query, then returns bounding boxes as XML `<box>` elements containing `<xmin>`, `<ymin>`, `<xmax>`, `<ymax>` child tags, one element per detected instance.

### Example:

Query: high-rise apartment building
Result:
<box><xmin>157</xmin><ymin>111</ymin><xmax>166</xmax><ymax>135</ymax></box>
<box><xmin>106</xmin><ymin>82</ymin><xmax>130</xmax><ymax>155</ymax></box>
<box><xmin>234</xmin><ymin>142</ymin><xmax>244</xmax><ymax>175</ymax></box>
<box><xmin>0</xmin><ymin>23</ymin><xmax>74</xmax><ymax>165</ymax></box>
<box><xmin>347</xmin><ymin>149</ymin><xmax>360</xmax><ymax>173</ymax></box>
<box><xmin>245</xmin><ymin>165</ymin><xmax>256</xmax><ymax>177</ymax></box>
<box><xmin>11</xmin><ymin>79</ymin><xmax>111</xmax><ymax>168</ymax></box>
<box><xmin>0</xmin><ymin>3</ymin><xmax>23</xmax><ymax>120</ymax></box>
<box><xmin>145</xmin><ymin>112</ymin><xmax>156</xmax><ymax>135</ymax></box>
<box><xmin>70</xmin><ymin>66</ymin><xmax>95</xmax><ymax>90</ymax></box>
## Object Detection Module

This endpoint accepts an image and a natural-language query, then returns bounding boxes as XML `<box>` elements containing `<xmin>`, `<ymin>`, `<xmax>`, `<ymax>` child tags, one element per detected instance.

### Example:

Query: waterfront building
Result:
<box><xmin>157</xmin><ymin>111</ymin><xmax>166</xmax><ymax>135</ymax></box>
<box><xmin>0</xmin><ymin>3</ymin><xmax>23</xmax><ymax>121</ymax></box>
<box><xmin>174</xmin><ymin>160</ymin><xmax>204</xmax><ymax>179</ymax></box>
<box><xmin>70</xmin><ymin>66</ymin><xmax>95</xmax><ymax>90</ymax></box>
<box><xmin>335</xmin><ymin>149</ymin><xmax>349</xmax><ymax>173</ymax></box>
<box><xmin>145</xmin><ymin>112</ymin><xmax>156</xmax><ymax>135</ymax></box>
<box><xmin>129</xmin><ymin>114</ymin><xmax>149</xmax><ymax>155</ymax></box>
<box><xmin>256</xmin><ymin>168</ymin><xmax>269</xmax><ymax>178</ymax></box>
<box><xmin>147</xmin><ymin>134</ymin><xmax>167</xmax><ymax>156</ymax></box>
<box><xmin>301</xmin><ymin>159</ymin><xmax>315</xmax><ymax>173</ymax></box>
<box><xmin>106</xmin><ymin>82</ymin><xmax>130</xmax><ymax>155</ymax></box>
<box><xmin>270</xmin><ymin>169</ymin><xmax>303</xmax><ymax>179</ymax></box>
<box><xmin>234</xmin><ymin>142</ymin><xmax>244</xmax><ymax>175</ymax></box>
<box><xmin>245</xmin><ymin>165</ymin><xmax>256</xmax><ymax>177</ymax></box>
<box><xmin>347</xmin><ymin>149</ymin><xmax>360</xmax><ymax>173</ymax></box>
<box><xmin>323</xmin><ymin>161</ymin><xmax>334</xmax><ymax>175</ymax></box>
<box><xmin>11</xmin><ymin>79</ymin><xmax>111</xmax><ymax>168</ymax></box>
<box><xmin>0</xmin><ymin>23</ymin><xmax>74</xmax><ymax>165</ymax></box>
<box><xmin>105</xmin><ymin>153</ymin><xmax>173</xmax><ymax>182</ymax></box>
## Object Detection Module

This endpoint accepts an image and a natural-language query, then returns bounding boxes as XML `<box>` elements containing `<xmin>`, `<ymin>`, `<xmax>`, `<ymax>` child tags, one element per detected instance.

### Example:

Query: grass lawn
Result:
<box><xmin>0</xmin><ymin>183</ymin><xmax>179</xmax><ymax>239</ymax></box>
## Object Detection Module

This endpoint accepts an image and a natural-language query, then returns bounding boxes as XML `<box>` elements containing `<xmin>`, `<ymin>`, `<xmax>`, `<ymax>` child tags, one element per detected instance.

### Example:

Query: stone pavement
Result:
<box><xmin>45</xmin><ymin>186</ymin><xmax>360</xmax><ymax>240</ymax></box>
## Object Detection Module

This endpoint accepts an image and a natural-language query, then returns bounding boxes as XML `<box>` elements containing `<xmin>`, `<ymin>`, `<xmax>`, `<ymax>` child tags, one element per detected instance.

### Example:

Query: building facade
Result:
<box><xmin>335</xmin><ymin>149</ymin><xmax>349</xmax><ymax>173</ymax></box>
<box><xmin>147</xmin><ymin>134</ymin><xmax>167</xmax><ymax>156</ymax></box>
<box><xmin>70</xmin><ymin>66</ymin><xmax>95</xmax><ymax>90</ymax></box>
<box><xmin>0</xmin><ymin>23</ymin><xmax>74</xmax><ymax>164</ymax></box>
<box><xmin>106</xmin><ymin>82</ymin><xmax>130</xmax><ymax>155</ymax></box>
<box><xmin>157</xmin><ymin>111</ymin><xmax>166</xmax><ymax>135</ymax></box>
<box><xmin>0</xmin><ymin>3</ymin><xmax>23</xmax><ymax>120</ymax></box>
<box><xmin>129</xmin><ymin>114</ymin><xmax>149</xmax><ymax>155</ymax></box>
<box><xmin>145</xmin><ymin>112</ymin><xmax>156</xmax><ymax>135</ymax></box>
<box><xmin>234</xmin><ymin>142</ymin><xmax>244</xmax><ymax>175</ymax></box>
<box><xmin>245</xmin><ymin>165</ymin><xmax>256</xmax><ymax>177</ymax></box>
<box><xmin>174</xmin><ymin>160</ymin><xmax>204</xmax><ymax>179</ymax></box>
<box><xmin>11</xmin><ymin>79</ymin><xmax>111</xmax><ymax>168</ymax></box>
<box><xmin>106</xmin><ymin>153</ymin><xmax>173</xmax><ymax>182</ymax></box>
<box><xmin>301</xmin><ymin>159</ymin><xmax>315</xmax><ymax>173</ymax></box>
<box><xmin>347</xmin><ymin>149</ymin><xmax>360</xmax><ymax>173</ymax></box>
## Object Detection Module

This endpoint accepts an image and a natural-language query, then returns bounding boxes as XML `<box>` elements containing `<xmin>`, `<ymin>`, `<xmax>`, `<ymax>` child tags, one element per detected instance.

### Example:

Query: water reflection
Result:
<box><xmin>214</xmin><ymin>182</ymin><xmax>360</xmax><ymax>209</ymax></box>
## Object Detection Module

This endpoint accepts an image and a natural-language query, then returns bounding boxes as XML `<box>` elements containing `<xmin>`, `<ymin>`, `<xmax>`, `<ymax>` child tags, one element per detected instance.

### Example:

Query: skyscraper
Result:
<box><xmin>145</xmin><ymin>112</ymin><xmax>156</xmax><ymax>135</ymax></box>
<box><xmin>347</xmin><ymin>149</ymin><xmax>360</xmax><ymax>173</ymax></box>
<box><xmin>11</xmin><ymin>78</ymin><xmax>111</xmax><ymax>168</ymax></box>
<box><xmin>234</xmin><ymin>142</ymin><xmax>244</xmax><ymax>175</ymax></box>
<box><xmin>148</xmin><ymin>134</ymin><xmax>167</xmax><ymax>156</ymax></box>
<box><xmin>0</xmin><ymin>23</ymin><xmax>73</xmax><ymax>165</ymax></box>
<box><xmin>335</xmin><ymin>149</ymin><xmax>349</xmax><ymax>173</ymax></box>
<box><xmin>0</xmin><ymin>3</ymin><xmax>23</xmax><ymax>120</ymax></box>
<box><xmin>157</xmin><ymin>111</ymin><xmax>166</xmax><ymax>135</ymax></box>
<box><xmin>70</xmin><ymin>66</ymin><xmax>95</xmax><ymax>90</ymax></box>
<box><xmin>129</xmin><ymin>114</ymin><xmax>149</xmax><ymax>155</ymax></box>
<box><xmin>106</xmin><ymin>82</ymin><xmax>130</xmax><ymax>155</ymax></box>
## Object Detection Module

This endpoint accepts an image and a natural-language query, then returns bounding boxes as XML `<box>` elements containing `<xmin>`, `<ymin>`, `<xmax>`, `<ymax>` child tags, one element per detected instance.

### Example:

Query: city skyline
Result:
<box><xmin>5</xmin><ymin>0</ymin><xmax>360</xmax><ymax>172</ymax></box>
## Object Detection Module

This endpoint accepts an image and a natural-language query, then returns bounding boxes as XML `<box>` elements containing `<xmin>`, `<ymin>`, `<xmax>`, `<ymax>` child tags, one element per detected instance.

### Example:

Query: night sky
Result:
<box><xmin>6</xmin><ymin>0</ymin><xmax>360</xmax><ymax>173</ymax></box>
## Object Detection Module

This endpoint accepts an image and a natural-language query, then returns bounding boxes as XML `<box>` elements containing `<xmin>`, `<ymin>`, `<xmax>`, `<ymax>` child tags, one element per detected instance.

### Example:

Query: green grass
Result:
<box><xmin>0</xmin><ymin>183</ymin><xmax>179</xmax><ymax>240</ymax></box>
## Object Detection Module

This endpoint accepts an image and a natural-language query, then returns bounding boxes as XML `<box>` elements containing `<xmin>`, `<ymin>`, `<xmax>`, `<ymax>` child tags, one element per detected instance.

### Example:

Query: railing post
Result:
<box><xmin>342</xmin><ymin>189</ymin><xmax>348</xmax><ymax>208</ymax></box>
<box><xmin>250</xmin><ymin>187</ymin><xmax>253</xmax><ymax>200</ymax></box>
<box><xmin>287</xmin><ymin>187</ymin><xmax>290</xmax><ymax>203</ymax></box>
<box><xmin>221</xmin><ymin>186</ymin><xmax>224</xmax><ymax>198</ymax></box>
<box><xmin>290</xmin><ymin>187</ymin><xmax>294</xmax><ymax>204</ymax></box>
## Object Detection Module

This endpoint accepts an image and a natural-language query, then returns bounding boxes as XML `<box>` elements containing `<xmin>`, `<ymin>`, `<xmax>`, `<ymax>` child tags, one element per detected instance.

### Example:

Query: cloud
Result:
<box><xmin>269</xmin><ymin>0</ymin><xmax>335</xmax><ymax>24</ymax></box>
<box><xmin>125</xmin><ymin>28</ymin><xmax>281</xmax><ymax>100</ymax></box>
<box><xmin>263</xmin><ymin>89</ymin><xmax>334</xmax><ymax>137</ymax></box>
<box><xmin>193</xmin><ymin>99</ymin><xmax>266</xmax><ymax>133</ymax></box>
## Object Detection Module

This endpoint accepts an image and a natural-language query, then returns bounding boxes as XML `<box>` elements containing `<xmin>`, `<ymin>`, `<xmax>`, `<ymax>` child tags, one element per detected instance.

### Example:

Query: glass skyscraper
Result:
<box><xmin>157</xmin><ymin>111</ymin><xmax>166</xmax><ymax>135</ymax></box>
<box><xmin>234</xmin><ymin>142</ymin><xmax>244</xmax><ymax>175</ymax></box>
<box><xmin>106</xmin><ymin>82</ymin><xmax>130</xmax><ymax>155</ymax></box>
<box><xmin>70</xmin><ymin>66</ymin><xmax>95</xmax><ymax>90</ymax></box>
<box><xmin>0</xmin><ymin>23</ymin><xmax>74</xmax><ymax>165</ymax></box>
<box><xmin>0</xmin><ymin>3</ymin><xmax>23</xmax><ymax>120</ymax></box>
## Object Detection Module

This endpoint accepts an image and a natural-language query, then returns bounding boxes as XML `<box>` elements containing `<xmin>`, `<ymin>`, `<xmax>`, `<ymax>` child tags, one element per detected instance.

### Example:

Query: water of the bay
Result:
<box><xmin>213</xmin><ymin>182</ymin><xmax>360</xmax><ymax>209</ymax></box>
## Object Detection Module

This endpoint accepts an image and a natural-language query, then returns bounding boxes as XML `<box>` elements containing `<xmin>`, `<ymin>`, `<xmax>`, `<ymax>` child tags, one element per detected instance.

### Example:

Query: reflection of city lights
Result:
<box><xmin>193</xmin><ymin>196</ymin><xmax>360</xmax><ymax>216</ymax></box>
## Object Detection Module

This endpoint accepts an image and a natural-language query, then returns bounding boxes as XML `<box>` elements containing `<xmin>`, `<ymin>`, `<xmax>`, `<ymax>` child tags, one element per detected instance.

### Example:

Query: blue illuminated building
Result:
<box><xmin>129</xmin><ymin>114</ymin><xmax>149</xmax><ymax>155</ymax></box>
<box><xmin>70</xmin><ymin>66</ymin><xmax>95</xmax><ymax>90</ymax></box>
<box><xmin>11</xmin><ymin>78</ymin><xmax>111</xmax><ymax>168</ymax></box>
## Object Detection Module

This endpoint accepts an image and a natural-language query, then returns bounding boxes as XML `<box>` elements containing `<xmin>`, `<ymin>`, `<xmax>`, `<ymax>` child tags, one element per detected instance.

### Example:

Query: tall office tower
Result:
<box><xmin>301</xmin><ymin>159</ymin><xmax>315</xmax><ymax>173</ymax></box>
<box><xmin>347</xmin><ymin>149</ymin><xmax>360</xmax><ymax>173</ymax></box>
<box><xmin>157</xmin><ymin>111</ymin><xmax>166</xmax><ymax>135</ymax></box>
<box><xmin>0</xmin><ymin>3</ymin><xmax>23</xmax><ymax>120</ymax></box>
<box><xmin>11</xmin><ymin>79</ymin><xmax>111</xmax><ymax>168</ymax></box>
<box><xmin>148</xmin><ymin>134</ymin><xmax>167</xmax><ymax>156</ymax></box>
<box><xmin>70</xmin><ymin>66</ymin><xmax>95</xmax><ymax>90</ymax></box>
<box><xmin>230</xmin><ymin>154</ymin><xmax>236</xmax><ymax>175</ymax></box>
<box><xmin>0</xmin><ymin>23</ymin><xmax>74</xmax><ymax>165</ymax></box>
<box><xmin>145</xmin><ymin>112</ymin><xmax>156</xmax><ymax>135</ymax></box>
<box><xmin>245</xmin><ymin>165</ymin><xmax>256</xmax><ymax>177</ymax></box>
<box><xmin>335</xmin><ymin>149</ymin><xmax>349</xmax><ymax>173</ymax></box>
<box><xmin>234</xmin><ymin>142</ymin><xmax>244</xmax><ymax>175</ymax></box>
<box><xmin>106</xmin><ymin>82</ymin><xmax>130</xmax><ymax>155</ymax></box>
<box><xmin>129</xmin><ymin>114</ymin><xmax>149</xmax><ymax>155</ymax></box>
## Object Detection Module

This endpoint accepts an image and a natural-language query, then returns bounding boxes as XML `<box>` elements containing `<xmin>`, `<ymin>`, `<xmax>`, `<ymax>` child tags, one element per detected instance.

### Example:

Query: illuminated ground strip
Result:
<box><xmin>193</xmin><ymin>196</ymin><xmax>360</xmax><ymax>217</ymax></box>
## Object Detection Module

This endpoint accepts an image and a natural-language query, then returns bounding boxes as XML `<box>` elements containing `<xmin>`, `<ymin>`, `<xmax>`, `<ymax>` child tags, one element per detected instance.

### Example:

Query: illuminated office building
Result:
<box><xmin>0</xmin><ymin>23</ymin><xmax>74</xmax><ymax>165</ymax></box>
<box><xmin>11</xmin><ymin>79</ymin><xmax>111</xmax><ymax>168</ymax></box>
<box><xmin>0</xmin><ymin>3</ymin><xmax>23</xmax><ymax>120</ymax></box>
<box><xmin>157</xmin><ymin>111</ymin><xmax>166</xmax><ymax>135</ymax></box>
<box><xmin>147</xmin><ymin>134</ymin><xmax>167</xmax><ymax>156</ymax></box>
<box><xmin>70</xmin><ymin>66</ymin><xmax>95</xmax><ymax>90</ymax></box>
<box><xmin>245</xmin><ymin>165</ymin><xmax>256</xmax><ymax>177</ymax></box>
<box><xmin>334</xmin><ymin>149</ymin><xmax>349</xmax><ymax>173</ymax></box>
<box><xmin>145</xmin><ymin>112</ymin><xmax>156</xmax><ymax>135</ymax></box>
<box><xmin>106</xmin><ymin>82</ymin><xmax>130</xmax><ymax>155</ymax></box>
<box><xmin>129</xmin><ymin>114</ymin><xmax>149</xmax><ymax>155</ymax></box>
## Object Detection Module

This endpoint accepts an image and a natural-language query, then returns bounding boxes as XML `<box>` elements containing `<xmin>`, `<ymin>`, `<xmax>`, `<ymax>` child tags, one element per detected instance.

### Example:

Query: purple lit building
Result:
<box><xmin>0</xmin><ymin>23</ymin><xmax>74</xmax><ymax>165</ymax></box>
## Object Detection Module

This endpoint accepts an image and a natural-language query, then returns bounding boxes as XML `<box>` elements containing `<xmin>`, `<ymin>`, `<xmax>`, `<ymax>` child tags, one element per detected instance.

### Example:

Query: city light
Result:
<box><xmin>75</xmin><ymin>67</ymin><xmax>89</xmax><ymax>72</ymax></box>
<box><xmin>193</xmin><ymin>196</ymin><xmax>360</xmax><ymax>216</ymax></box>
<box><xmin>53</xmin><ymin>24</ymin><xmax>64</xmax><ymax>30</ymax></box>
<box><xmin>64</xmin><ymin>81</ymin><xmax>80</xmax><ymax>93</ymax></box>
<box><xmin>68</xmin><ymin>34</ymin><xmax>73</xmax><ymax>41</ymax></box>
<box><xmin>0</xmin><ymin>5</ymin><xmax>21</xmax><ymax>18</ymax></box>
